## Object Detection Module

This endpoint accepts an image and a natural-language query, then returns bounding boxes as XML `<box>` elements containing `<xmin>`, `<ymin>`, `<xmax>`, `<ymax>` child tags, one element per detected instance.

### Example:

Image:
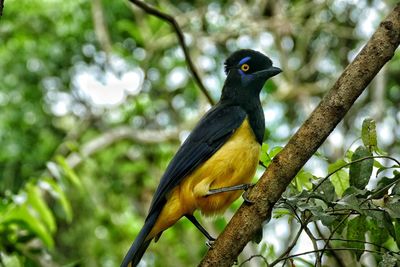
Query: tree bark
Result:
<box><xmin>199</xmin><ymin>4</ymin><xmax>400</xmax><ymax>267</ymax></box>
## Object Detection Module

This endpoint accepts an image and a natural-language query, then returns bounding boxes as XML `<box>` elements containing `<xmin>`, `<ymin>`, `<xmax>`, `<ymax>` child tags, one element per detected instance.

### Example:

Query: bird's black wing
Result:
<box><xmin>146</xmin><ymin>102</ymin><xmax>247</xmax><ymax>218</ymax></box>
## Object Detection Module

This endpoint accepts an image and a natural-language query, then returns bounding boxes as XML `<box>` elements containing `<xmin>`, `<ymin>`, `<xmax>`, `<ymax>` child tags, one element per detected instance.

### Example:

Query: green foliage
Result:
<box><xmin>1</xmin><ymin>0</ymin><xmax>400</xmax><ymax>266</ymax></box>
<box><xmin>0</xmin><ymin>177</ymin><xmax>73</xmax><ymax>265</ymax></box>
<box><xmin>349</xmin><ymin>146</ymin><xmax>373</xmax><ymax>189</ymax></box>
<box><xmin>362</xmin><ymin>118</ymin><xmax>377</xmax><ymax>152</ymax></box>
<box><xmin>274</xmin><ymin>118</ymin><xmax>400</xmax><ymax>265</ymax></box>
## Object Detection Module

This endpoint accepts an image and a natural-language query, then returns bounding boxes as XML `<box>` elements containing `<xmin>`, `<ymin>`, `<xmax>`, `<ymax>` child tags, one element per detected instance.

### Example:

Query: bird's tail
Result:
<box><xmin>121</xmin><ymin>210</ymin><xmax>160</xmax><ymax>267</ymax></box>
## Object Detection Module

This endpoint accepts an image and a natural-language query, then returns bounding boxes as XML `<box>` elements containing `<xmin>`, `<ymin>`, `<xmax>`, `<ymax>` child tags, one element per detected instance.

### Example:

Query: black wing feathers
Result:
<box><xmin>120</xmin><ymin>209</ymin><xmax>160</xmax><ymax>267</ymax></box>
<box><xmin>147</xmin><ymin>103</ymin><xmax>247</xmax><ymax>217</ymax></box>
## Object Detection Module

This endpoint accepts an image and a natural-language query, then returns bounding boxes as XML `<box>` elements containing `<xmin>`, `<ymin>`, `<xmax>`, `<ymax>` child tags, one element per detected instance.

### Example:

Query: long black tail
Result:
<box><xmin>121</xmin><ymin>210</ymin><xmax>160</xmax><ymax>267</ymax></box>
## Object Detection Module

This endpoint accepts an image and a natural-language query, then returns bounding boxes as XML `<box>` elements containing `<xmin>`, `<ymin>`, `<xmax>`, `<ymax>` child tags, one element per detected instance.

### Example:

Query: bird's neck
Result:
<box><xmin>220</xmin><ymin>83</ymin><xmax>265</xmax><ymax>144</ymax></box>
<box><xmin>220</xmin><ymin>85</ymin><xmax>263</xmax><ymax>111</ymax></box>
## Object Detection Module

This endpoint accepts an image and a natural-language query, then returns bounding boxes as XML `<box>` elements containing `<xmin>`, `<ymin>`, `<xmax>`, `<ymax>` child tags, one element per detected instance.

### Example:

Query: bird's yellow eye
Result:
<box><xmin>241</xmin><ymin>64</ymin><xmax>250</xmax><ymax>72</ymax></box>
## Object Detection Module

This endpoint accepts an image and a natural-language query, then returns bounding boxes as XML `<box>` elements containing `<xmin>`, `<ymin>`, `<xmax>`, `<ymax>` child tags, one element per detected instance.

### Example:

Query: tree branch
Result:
<box><xmin>0</xmin><ymin>0</ymin><xmax>4</xmax><ymax>17</ymax></box>
<box><xmin>199</xmin><ymin>4</ymin><xmax>400</xmax><ymax>266</ymax></box>
<box><xmin>66</xmin><ymin>126</ymin><xmax>179</xmax><ymax>168</ymax></box>
<box><xmin>91</xmin><ymin>0</ymin><xmax>113</xmax><ymax>55</ymax></box>
<box><xmin>128</xmin><ymin>0</ymin><xmax>215</xmax><ymax>105</ymax></box>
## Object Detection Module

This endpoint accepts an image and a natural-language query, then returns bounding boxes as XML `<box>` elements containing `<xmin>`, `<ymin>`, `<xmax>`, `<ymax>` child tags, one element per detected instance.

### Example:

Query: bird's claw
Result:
<box><xmin>242</xmin><ymin>184</ymin><xmax>255</xmax><ymax>205</ymax></box>
<box><xmin>206</xmin><ymin>239</ymin><xmax>215</xmax><ymax>249</ymax></box>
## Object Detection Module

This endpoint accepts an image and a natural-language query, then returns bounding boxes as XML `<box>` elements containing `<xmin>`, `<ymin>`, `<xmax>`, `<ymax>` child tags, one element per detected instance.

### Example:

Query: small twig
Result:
<box><xmin>318</xmin><ymin>173</ymin><xmax>400</xmax><ymax>263</ymax></box>
<box><xmin>91</xmin><ymin>0</ymin><xmax>113</xmax><ymax>55</ymax></box>
<box><xmin>269</xmin><ymin>226</ymin><xmax>304</xmax><ymax>267</ymax></box>
<box><xmin>269</xmin><ymin>201</ymin><xmax>311</xmax><ymax>267</ymax></box>
<box><xmin>303</xmin><ymin>226</ymin><xmax>321</xmax><ymax>267</ymax></box>
<box><xmin>311</xmin><ymin>155</ymin><xmax>400</xmax><ymax>194</ymax></box>
<box><xmin>65</xmin><ymin>126</ymin><xmax>179</xmax><ymax>169</ymax></box>
<box><xmin>238</xmin><ymin>254</ymin><xmax>269</xmax><ymax>267</ymax></box>
<box><xmin>313</xmin><ymin>222</ymin><xmax>344</xmax><ymax>266</ymax></box>
<box><xmin>315</xmin><ymin>238</ymin><xmax>398</xmax><ymax>254</ymax></box>
<box><xmin>318</xmin><ymin>212</ymin><xmax>354</xmax><ymax>263</ymax></box>
<box><xmin>275</xmin><ymin>247</ymin><xmax>388</xmax><ymax>264</ymax></box>
<box><xmin>0</xmin><ymin>0</ymin><xmax>4</xmax><ymax>17</ymax></box>
<box><xmin>128</xmin><ymin>0</ymin><xmax>215</xmax><ymax>105</ymax></box>
<box><xmin>200</xmin><ymin>5</ymin><xmax>400</xmax><ymax>266</ymax></box>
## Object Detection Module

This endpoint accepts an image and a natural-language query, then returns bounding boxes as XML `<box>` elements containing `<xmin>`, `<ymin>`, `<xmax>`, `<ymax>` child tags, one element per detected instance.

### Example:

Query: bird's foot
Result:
<box><xmin>206</xmin><ymin>239</ymin><xmax>215</xmax><ymax>249</ymax></box>
<box><xmin>242</xmin><ymin>183</ymin><xmax>255</xmax><ymax>204</ymax></box>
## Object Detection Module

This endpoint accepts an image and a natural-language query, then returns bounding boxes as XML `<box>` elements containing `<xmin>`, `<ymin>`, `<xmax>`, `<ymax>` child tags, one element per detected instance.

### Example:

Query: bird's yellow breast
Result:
<box><xmin>147</xmin><ymin>118</ymin><xmax>260</xmax><ymax>239</ymax></box>
<box><xmin>180</xmin><ymin>118</ymin><xmax>260</xmax><ymax>215</ymax></box>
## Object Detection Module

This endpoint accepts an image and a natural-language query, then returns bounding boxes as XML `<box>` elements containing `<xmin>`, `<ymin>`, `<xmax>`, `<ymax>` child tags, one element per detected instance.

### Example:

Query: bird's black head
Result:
<box><xmin>221</xmin><ymin>49</ymin><xmax>281</xmax><ymax>101</ymax></box>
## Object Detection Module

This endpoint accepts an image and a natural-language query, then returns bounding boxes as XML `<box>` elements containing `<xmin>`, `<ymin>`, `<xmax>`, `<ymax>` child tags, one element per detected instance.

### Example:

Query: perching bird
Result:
<box><xmin>121</xmin><ymin>49</ymin><xmax>281</xmax><ymax>267</ymax></box>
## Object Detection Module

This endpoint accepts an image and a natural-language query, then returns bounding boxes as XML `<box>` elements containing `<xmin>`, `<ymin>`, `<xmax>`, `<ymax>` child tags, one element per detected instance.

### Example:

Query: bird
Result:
<box><xmin>121</xmin><ymin>49</ymin><xmax>281</xmax><ymax>267</ymax></box>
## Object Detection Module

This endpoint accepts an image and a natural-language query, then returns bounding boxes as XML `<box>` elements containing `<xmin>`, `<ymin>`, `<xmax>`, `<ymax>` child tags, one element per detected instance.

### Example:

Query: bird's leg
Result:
<box><xmin>205</xmin><ymin>183</ymin><xmax>253</xmax><ymax>195</ymax></box>
<box><xmin>206</xmin><ymin>183</ymin><xmax>255</xmax><ymax>204</ymax></box>
<box><xmin>184</xmin><ymin>214</ymin><xmax>216</xmax><ymax>242</ymax></box>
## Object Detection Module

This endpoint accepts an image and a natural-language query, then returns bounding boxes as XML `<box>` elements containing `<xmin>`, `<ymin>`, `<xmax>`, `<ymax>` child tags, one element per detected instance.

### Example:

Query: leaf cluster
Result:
<box><xmin>261</xmin><ymin>118</ymin><xmax>400</xmax><ymax>266</ymax></box>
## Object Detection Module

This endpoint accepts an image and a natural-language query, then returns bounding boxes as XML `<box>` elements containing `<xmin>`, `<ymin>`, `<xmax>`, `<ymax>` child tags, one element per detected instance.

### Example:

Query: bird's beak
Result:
<box><xmin>254</xmin><ymin>66</ymin><xmax>282</xmax><ymax>79</ymax></box>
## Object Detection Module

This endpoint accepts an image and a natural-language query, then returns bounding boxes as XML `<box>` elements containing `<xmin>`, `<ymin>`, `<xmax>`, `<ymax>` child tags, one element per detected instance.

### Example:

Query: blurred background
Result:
<box><xmin>1</xmin><ymin>0</ymin><xmax>399</xmax><ymax>266</ymax></box>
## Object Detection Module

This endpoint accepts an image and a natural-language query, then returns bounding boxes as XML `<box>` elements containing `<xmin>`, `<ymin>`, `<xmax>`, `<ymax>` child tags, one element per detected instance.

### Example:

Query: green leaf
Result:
<box><xmin>383</xmin><ymin>211</ymin><xmax>396</xmax><ymax>239</ymax></box>
<box><xmin>376</xmin><ymin>165</ymin><xmax>400</xmax><ymax>178</ymax></box>
<box><xmin>43</xmin><ymin>178</ymin><xmax>73</xmax><ymax>222</ymax></box>
<box><xmin>346</xmin><ymin>215</ymin><xmax>367</xmax><ymax>260</ymax></box>
<box><xmin>368</xmin><ymin>217</ymin><xmax>389</xmax><ymax>246</ymax></box>
<box><xmin>335</xmin><ymin>194</ymin><xmax>363</xmax><ymax>214</ymax></box>
<box><xmin>378</xmin><ymin>253</ymin><xmax>398</xmax><ymax>267</ymax></box>
<box><xmin>273</xmin><ymin>208</ymin><xmax>292</xmax><ymax>219</ymax></box>
<box><xmin>2</xmin><ymin>204</ymin><xmax>54</xmax><ymax>248</ymax></box>
<box><xmin>349</xmin><ymin>146</ymin><xmax>373</xmax><ymax>189</ymax></box>
<box><xmin>318</xmin><ymin>179</ymin><xmax>336</xmax><ymax>202</ymax></box>
<box><xmin>330</xmin><ymin>215</ymin><xmax>348</xmax><ymax>235</ymax></box>
<box><xmin>342</xmin><ymin>186</ymin><xmax>367</xmax><ymax>198</ymax></box>
<box><xmin>330</xmin><ymin>169</ymin><xmax>349</xmax><ymax>198</ymax></box>
<box><xmin>0</xmin><ymin>253</ymin><xmax>22</xmax><ymax>267</ymax></box>
<box><xmin>361</xmin><ymin>118</ymin><xmax>377</xmax><ymax>152</ymax></box>
<box><xmin>384</xmin><ymin>201</ymin><xmax>400</xmax><ymax>219</ymax></box>
<box><xmin>26</xmin><ymin>183</ymin><xmax>56</xmax><ymax>233</ymax></box>
<box><xmin>269</xmin><ymin>146</ymin><xmax>283</xmax><ymax>158</ymax></box>
<box><xmin>294</xmin><ymin>170</ymin><xmax>315</xmax><ymax>191</ymax></box>
<box><xmin>392</xmin><ymin>174</ymin><xmax>400</xmax><ymax>195</ymax></box>
<box><xmin>260</xmin><ymin>143</ymin><xmax>271</xmax><ymax>167</ymax></box>
<box><xmin>374</xmin><ymin>159</ymin><xmax>385</xmax><ymax>169</ymax></box>
<box><xmin>328</xmin><ymin>159</ymin><xmax>349</xmax><ymax>173</ymax></box>
<box><xmin>55</xmin><ymin>155</ymin><xmax>83</xmax><ymax>190</ymax></box>
<box><xmin>373</xmin><ymin>175</ymin><xmax>400</xmax><ymax>199</ymax></box>
<box><xmin>394</xmin><ymin>219</ymin><xmax>400</xmax><ymax>249</ymax></box>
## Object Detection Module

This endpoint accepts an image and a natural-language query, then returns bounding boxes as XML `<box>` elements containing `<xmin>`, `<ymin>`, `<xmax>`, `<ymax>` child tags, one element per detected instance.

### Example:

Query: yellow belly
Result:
<box><xmin>148</xmin><ymin>118</ymin><xmax>261</xmax><ymax>239</ymax></box>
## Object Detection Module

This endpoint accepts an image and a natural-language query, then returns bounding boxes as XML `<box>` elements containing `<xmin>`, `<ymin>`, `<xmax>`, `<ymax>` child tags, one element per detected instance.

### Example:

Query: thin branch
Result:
<box><xmin>269</xmin><ymin>225</ymin><xmax>304</xmax><ymax>267</ymax></box>
<box><xmin>199</xmin><ymin>4</ymin><xmax>400</xmax><ymax>266</ymax></box>
<box><xmin>238</xmin><ymin>255</ymin><xmax>269</xmax><ymax>267</ymax></box>
<box><xmin>303</xmin><ymin>226</ymin><xmax>321</xmax><ymax>267</ymax></box>
<box><xmin>315</xmin><ymin>238</ymin><xmax>398</xmax><ymax>254</ymax></box>
<box><xmin>319</xmin><ymin>172</ymin><xmax>400</xmax><ymax>262</ymax></box>
<box><xmin>128</xmin><ymin>0</ymin><xmax>215</xmax><ymax>105</ymax></box>
<box><xmin>317</xmin><ymin>212</ymin><xmax>353</xmax><ymax>263</ymax></box>
<box><xmin>311</xmin><ymin>155</ymin><xmax>400</xmax><ymax>193</ymax></box>
<box><xmin>0</xmin><ymin>0</ymin><xmax>4</xmax><ymax>17</ymax></box>
<box><xmin>269</xmin><ymin>201</ymin><xmax>310</xmax><ymax>267</ymax></box>
<box><xmin>91</xmin><ymin>0</ymin><xmax>113</xmax><ymax>55</ymax></box>
<box><xmin>275</xmin><ymin>247</ymin><xmax>388</xmax><ymax>264</ymax></box>
<box><xmin>313</xmin><ymin>222</ymin><xmax>344</xmax><ymax>266</ymax></box>
<box><xmin>65</xmin><ymin>126</ymin><xmax>179</xmax><ymax>168</ymax></box>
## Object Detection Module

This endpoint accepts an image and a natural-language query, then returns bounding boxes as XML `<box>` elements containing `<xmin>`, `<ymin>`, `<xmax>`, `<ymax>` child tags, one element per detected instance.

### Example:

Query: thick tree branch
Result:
<box><xmin>199</xmin><ymin>4</ymin><xmax>400</xmax><ymax>266</ymax></box>
<box><xmin>128</xmin><ymin>0</ymin><xmax>215</xmax><ymax>105</ymax></box>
